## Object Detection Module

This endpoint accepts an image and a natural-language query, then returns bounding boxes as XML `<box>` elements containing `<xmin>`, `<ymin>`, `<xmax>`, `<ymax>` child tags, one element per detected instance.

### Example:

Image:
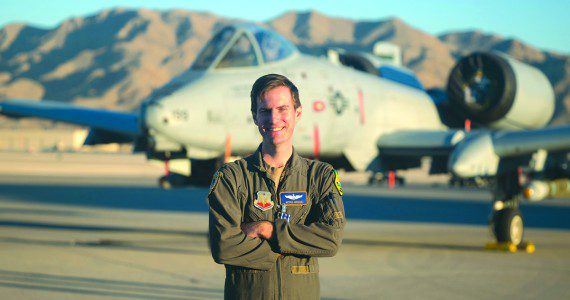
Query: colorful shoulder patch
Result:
<box><xmin>209</xmin><ymin>170</ymin><xmax>222</xmax><ymax>195</ymax></box>
<box><xmin>334</xmin><ymin>169</ymin><xmax>343</xmax><ymax>196</ymax></box>
<box><xmin>280</xmin><ymin>192</ymin><xmax>307</xmax><ymax>206</ymax></box>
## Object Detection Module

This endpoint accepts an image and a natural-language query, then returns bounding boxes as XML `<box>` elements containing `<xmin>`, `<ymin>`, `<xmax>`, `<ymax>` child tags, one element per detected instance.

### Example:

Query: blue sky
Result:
<box><xmin>1</xmin><ymin>0</ymin><xmax>568</xmax><ymax>53</ymax></box>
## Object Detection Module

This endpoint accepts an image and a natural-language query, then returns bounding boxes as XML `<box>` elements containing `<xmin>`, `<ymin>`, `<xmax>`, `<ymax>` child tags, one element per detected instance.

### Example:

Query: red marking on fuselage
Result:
<box><xmin>358</xmin><ymin>89</ymin><xmax>365</xmax><ymax>124</ymax></box>
<box><xmin>313</xmin><ymin>124</ymin><xmax>320</xmax><ymax>160</ymax></box>
<box><xmin>224</xmin><ymin>134</ymin><xmax>232</xmax><ymax>163</ymax></box>
<box><xmin>164</xmin><ymin>159</ymin><xmax>170</xmax><ymax>176</ymax></box>
<box><xmin>313</xmin><ymin>100</ymin><xmax>326</xmax><ymax>112</ymax></box>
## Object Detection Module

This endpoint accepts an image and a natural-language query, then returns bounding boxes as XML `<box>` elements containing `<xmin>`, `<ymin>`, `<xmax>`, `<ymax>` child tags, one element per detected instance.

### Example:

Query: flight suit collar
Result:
<box><xmin>250</xmin><ymin>143</ymin><xmax>308</xmax><ymax>175</ymax></box>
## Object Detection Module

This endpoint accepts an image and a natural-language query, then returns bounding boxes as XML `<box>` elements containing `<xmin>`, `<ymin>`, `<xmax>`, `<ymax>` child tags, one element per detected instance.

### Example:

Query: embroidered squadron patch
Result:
<box><xmin>280</xmin><ymin>192</ymin><xmax>307</xmax><ymax>206</ymax></box>
<box><xmin>254</xmin><ymin>191</ymin><xmax>274</xmax><ymax>211</ymax></box>
<box><xmin>334</xmin><ymin>170</ymin><xmax>343</xmax><ymax>196</ymax></box>
<box><xmin>209</xmin><ymin>170</ymin><xmax>221</xmax><ymax>195</ymax></box>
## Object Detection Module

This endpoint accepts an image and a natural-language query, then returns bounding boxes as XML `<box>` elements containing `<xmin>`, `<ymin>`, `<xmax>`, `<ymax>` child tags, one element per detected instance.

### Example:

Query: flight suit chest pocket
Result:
<box><xmin>280</xmin><ymin>191</ymin><xmax>313</xmax><ymax>224</ymax></box>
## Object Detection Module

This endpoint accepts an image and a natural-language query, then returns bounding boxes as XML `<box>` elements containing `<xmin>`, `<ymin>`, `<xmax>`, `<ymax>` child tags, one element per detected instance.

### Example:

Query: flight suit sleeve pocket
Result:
<box><xmin>318</xmin><ymin>192</ymin><xmax>345</xmax><ymax>228</ymax></box>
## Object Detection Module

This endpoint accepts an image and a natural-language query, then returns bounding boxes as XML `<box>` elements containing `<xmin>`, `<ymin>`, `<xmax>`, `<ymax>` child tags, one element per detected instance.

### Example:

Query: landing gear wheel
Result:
<box><xmin>159</xmin><ymin>175</ymin><xmax>172</xmax><ymax>190</ymax></box>
<box><xmin>492</xmin><ymin>208</ymin><xmax>524</xmax><ymax>246</ymax></box>
<box><xmin>158</xmin><ymin>173</ymin><xmax>192</xmax><ymax>189</ymax></box>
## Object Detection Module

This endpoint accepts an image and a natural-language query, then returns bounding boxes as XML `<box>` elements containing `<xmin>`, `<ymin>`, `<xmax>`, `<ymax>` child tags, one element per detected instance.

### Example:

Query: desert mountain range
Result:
<box><xmin>0</xmin><ymin>8</ymin><xmax>568</xmax><ymax>126</ymax></box>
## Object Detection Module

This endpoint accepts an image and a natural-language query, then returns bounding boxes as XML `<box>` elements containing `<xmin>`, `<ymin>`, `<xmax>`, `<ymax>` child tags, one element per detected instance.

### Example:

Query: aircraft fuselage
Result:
<box><xmin>144</xmin><ymin>52</ymin><xmax>444</xmax><ymax>170</ymax></box>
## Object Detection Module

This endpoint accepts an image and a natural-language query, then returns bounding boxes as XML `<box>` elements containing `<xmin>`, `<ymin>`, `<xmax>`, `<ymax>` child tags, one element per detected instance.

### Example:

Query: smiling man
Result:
<box><xmin>208</xmin><ymin>74</ymin><xmax>346</xmax><ymax>299</ymax></box>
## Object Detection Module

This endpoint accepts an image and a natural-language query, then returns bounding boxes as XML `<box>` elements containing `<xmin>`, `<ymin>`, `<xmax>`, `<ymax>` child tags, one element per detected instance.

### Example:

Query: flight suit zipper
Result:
<box><xmin>262</xmin><ymin>175</ymin><xmax>283</xmax><ymax>299</ymax></box>
<box><xmin>263</xmin><ymin>167</ymin><xmax>289</xmax><ymax>300</ymax></box>
<box><xmin>276</xmin><ymin>256</ymin><xmax>282</xmax><ymax>300</ymax></box>
<box><xmin>276</xmin><ymin>171</ymin><xmax>288</xmax><ymax>300</ymax></box>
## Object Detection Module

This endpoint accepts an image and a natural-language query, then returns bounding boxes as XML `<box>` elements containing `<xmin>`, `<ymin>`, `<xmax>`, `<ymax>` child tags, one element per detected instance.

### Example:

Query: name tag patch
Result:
<box><xmin>280</xmin><ymin>192</ymin><xmax>307</xmax><ymax>206</ymax></box>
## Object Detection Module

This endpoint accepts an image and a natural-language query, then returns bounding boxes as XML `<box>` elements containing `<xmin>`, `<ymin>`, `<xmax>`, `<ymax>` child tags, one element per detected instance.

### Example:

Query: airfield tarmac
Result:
<box><xmin>0</xmin><ymin>152</ymin><xmax>569</xmax><ymax>299</ymax></box>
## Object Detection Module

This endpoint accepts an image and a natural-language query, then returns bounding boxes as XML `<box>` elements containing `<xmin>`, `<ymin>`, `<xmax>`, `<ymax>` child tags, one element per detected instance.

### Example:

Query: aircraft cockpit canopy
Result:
<box><xmin>191</xmin><ymin>24</ymin><xmax>298</xmax><ymax>70</ymax></box>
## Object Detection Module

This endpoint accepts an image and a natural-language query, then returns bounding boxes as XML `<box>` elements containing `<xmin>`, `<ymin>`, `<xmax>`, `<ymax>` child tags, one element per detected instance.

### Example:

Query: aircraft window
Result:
<box><xmin>216</xmin><ymin>34</ymin><xmax>258</xmax><ymax>69</ymax></box>
<box><xmin>255</xmin><ymin>30</ymin><xmax>295</xmax><ymax>63</ymax></box>
<box><xmin>192</xmin><ymin>27</ymin><xmax>235</xmax><ymax>70</ymax></box>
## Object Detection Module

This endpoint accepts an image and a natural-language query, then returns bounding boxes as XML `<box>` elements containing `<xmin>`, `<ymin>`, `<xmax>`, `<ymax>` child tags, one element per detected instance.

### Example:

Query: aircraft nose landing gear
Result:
<box><xmin>157</xmin><ymin>158</ymin><xmax>220</xmax><ymax>189</ymax></box>
<box><xmin>159</xmin><ymin>173</ymin><xmax>190</xmax><ymax>189</ymax></box>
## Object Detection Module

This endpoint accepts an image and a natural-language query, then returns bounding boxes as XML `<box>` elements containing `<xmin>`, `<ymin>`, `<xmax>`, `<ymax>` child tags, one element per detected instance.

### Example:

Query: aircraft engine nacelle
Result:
<box><xmin>446</xmin><ymin>52</ymin><xmax>555</xmax><ymax>130</ymax></box>
<box><xmin>328</xmin><ymin>48</ymin><xmax>424</xmax><ymax>90</ymax></box>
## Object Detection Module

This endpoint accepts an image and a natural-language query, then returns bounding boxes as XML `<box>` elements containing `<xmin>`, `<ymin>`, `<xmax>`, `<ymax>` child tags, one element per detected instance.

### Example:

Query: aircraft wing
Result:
<box><xmin>376</xmin><ymin>130</ymin><xmax>466</xmax><ymax>174</ymax></box>
<box><xmin>448</xmin><ymin>125</ymin><xmax>570</xmax><ymax>178</ymax></box>
<box><xmin>0</xmin><ymin>99</ymin><xmax>141</xmax><ymax>144</ymax></box>
<box><xmin>378</xmin><ymin>130</ymin><xmax>466</xmax><ymax>157</ymax></box>
<box><xmin>377</xmin><ymin>125</ymin><xmax>570</xmax><ymax>178</ymax></box>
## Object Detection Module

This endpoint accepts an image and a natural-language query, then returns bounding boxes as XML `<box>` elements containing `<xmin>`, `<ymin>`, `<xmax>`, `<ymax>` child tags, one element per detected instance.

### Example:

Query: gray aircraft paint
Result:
<box><xmin>144</xmin><ymin>50</ymin><xmax>444</xmax><ymax>171</ymax></box>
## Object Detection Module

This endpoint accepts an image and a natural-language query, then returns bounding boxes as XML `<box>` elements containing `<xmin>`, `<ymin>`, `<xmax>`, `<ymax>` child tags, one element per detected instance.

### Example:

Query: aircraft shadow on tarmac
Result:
<box><xmin>1</xmin><ymin>183</ymin><xmax>569</xmax><ymax>230</ymax></box>
<box><xmin>0</xmin><ymin>269</ymin><xmax>222</xmax><ymax>299</ymax></box>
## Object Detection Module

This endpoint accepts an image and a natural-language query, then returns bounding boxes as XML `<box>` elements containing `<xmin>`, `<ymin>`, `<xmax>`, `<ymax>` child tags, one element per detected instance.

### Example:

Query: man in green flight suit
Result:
<box><xmin>208</xmin><ymin>74</ymin><xmax>346</xmax><ymax>299</ymax></box>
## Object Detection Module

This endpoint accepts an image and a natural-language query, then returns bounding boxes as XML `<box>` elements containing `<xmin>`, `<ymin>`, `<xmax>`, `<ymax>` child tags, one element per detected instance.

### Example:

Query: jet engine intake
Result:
<box><xmin>446</xmin><ymin>52</ymin><xmax>554</xmax><ymax>130</ymax></box>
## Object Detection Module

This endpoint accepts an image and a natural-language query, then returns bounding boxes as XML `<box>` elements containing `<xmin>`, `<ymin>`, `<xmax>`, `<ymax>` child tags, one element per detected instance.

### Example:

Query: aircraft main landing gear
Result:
<box><xmin>157</xmin><ymin>158</ymin><xmax>220</xmax><ymax>189</ymax></box>
<box><xmin>487</xmin><ymin>172</ymin><xmax>534</xmax><ymax>253</ymax></box>
<box><xmin>491</xmin><ymin>205</ymin><xmax>523</xmax><ymax>246</ymax></box>
<box><xmin>486</xmin><ymin>201</ymin><xmax>535</xmax><ymax>253</ymax></box>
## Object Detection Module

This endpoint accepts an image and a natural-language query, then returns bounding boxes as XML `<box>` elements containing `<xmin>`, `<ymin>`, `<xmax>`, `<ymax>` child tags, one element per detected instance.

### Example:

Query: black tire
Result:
<box><xmin>492</xmin><ymin>208</ymin><xmax>524</xmax><ymax>246</ymax></box>
<box><xmin>158</xmin><ymin>173</ymin><xmax>191</xmax><ymax>189</ymax></box>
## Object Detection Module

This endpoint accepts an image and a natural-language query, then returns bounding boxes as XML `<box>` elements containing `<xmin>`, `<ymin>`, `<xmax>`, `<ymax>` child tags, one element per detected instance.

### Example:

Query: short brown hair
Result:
<box><xmin>250</xmin><ymin>74</ymin><xmax>301</xmax><ymax>117</ymax></box>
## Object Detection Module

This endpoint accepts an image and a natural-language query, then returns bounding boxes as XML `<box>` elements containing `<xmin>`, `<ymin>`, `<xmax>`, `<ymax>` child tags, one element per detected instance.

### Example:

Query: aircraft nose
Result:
<box><xmin>144</xmin><ymin>102</ymin><xmax>168</xmax><ymax>132</ymax></box>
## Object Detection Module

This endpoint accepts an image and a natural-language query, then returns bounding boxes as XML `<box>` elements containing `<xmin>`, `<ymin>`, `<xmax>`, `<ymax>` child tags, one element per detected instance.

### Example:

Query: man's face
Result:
<box><xmin>254</xmin><ymin>86</ymin><xmax>302</xmax><ymax>147</ymax></box>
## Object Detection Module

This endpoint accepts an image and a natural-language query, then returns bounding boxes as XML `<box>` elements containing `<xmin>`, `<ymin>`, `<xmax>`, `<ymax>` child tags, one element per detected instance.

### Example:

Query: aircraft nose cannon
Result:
<box><xmin>144</xmin><ymin>102</ymin><xmax>169</xmax><ymax>132</ymax></box>
<box><xmin>449</xmin><ymin>133</ymin><xmax>499</xmax><ymax>178</ymax></box>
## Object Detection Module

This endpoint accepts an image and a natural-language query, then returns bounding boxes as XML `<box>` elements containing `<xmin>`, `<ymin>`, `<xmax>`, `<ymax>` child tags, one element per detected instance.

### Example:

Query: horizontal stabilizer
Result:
<box><xmin>0</xmin><ymin>99</ymin><xmax>141</xmax><ymax>137</ymax></box>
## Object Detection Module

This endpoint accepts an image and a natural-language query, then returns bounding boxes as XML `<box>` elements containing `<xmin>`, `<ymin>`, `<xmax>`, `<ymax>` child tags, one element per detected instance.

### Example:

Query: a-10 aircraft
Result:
<box><xmin>1</xmin><ymin>23</ymin><xmax>569</xmax><ymax>247</ymax></box>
